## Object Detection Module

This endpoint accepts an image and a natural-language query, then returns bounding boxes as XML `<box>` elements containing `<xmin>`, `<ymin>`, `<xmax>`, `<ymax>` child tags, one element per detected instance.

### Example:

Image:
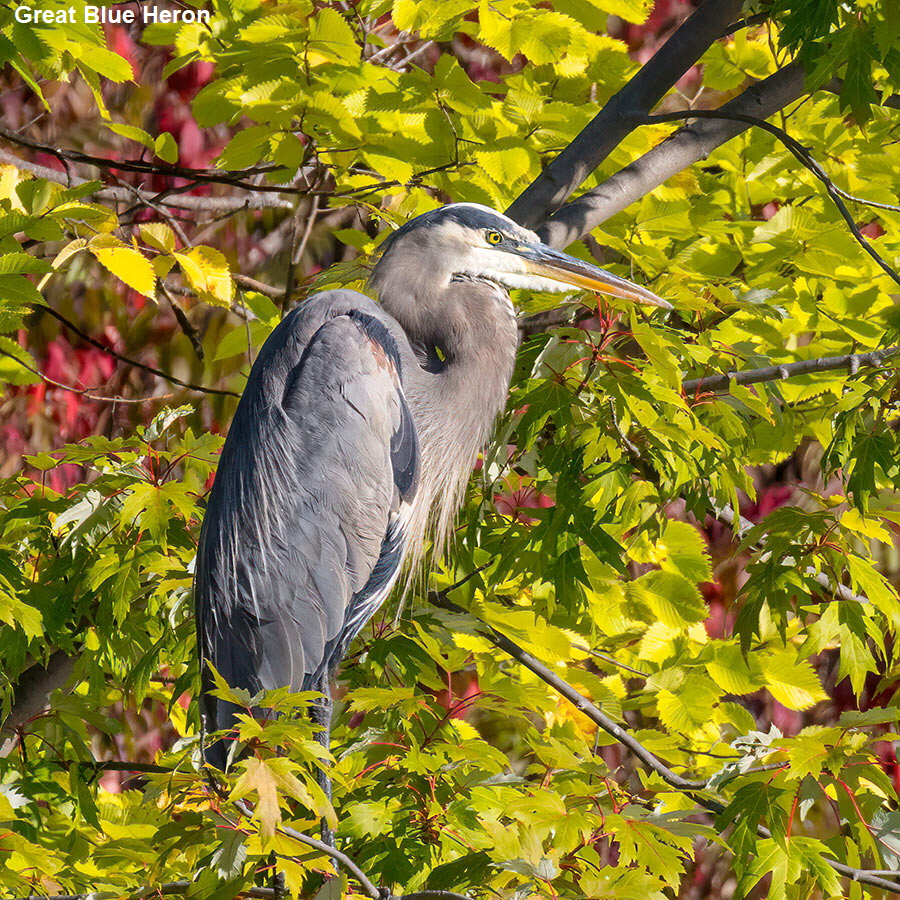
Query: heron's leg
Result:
<box><xmin>268</xmin><ymin>852</ymin><xmax>285</xmax><ymax>898</ymax></box>
<box><xmin>312</xmin><ymin>674</ymin><xmax>335</xmax><ymax>848</ymax></box>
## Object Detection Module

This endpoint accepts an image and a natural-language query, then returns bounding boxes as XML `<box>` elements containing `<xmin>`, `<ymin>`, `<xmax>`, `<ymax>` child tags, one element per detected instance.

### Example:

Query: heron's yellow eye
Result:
<box><xmin>486</xmin><ymin>230</ymin><xmax>503</xmax><ymax>245</ymax></box>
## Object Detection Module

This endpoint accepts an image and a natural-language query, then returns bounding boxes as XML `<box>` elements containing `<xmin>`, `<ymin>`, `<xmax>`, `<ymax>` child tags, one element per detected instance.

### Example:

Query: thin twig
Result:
<box><xmin>722</xmin><ymin>12</ymin><xmax>768</xmax><ymax>36</ymax></box>
<box><xmin>714</xmin><ymin>502</ymin><xmax>868</xmax><ymax>605</ymax></box>
<box><xmin>11</xmin><ymin>885</ymin><xmax>276</xmax><ymax>900</ymax></box>
<box><xmin>0</xmin><ymin>149</ymin><xmax>295</xmax><ymax>212</ymax></box>
<box><xmin>0</xmin><ymin>349</ymin><xmax>171</xmax><ymax>404</ymax></box>
<box><xmin>589</xmin><ymin>649</ymin><xmax>649</xmax><ymax>678</ymax></box>
<box><xmin>428</xmin><ymin>583</ymin><xmax>900</xmax><ymax>895</ymax></box>
<box><xmin>683</xmin><ymin>347</ymin><xmax>900</xmax><ymax>395</ymax></box>
<box><xmin>159</xmin><ymin>283</ymin><xmax>205</xmax><ymax>362</ymax></box>
<box><xmin>11</xmin><ymin>884</ymin><xmax>473</xmax><ymax>900</ymax></box>
<box><xmin>34</xmin><ymin>304</ymin><xmax>238</xmax><ymax>398</ymax></box>
<box><xmin>396</xmin><ymin>40</ymin><xmax>436</xmax><ymax>69</ymax></box>
<box><xmin>233</xmin><ymin>274</ymin><xmax>286</xmax><ymax>299</ymax></box>
<box><xmin>233</xmin><ymin>798</ymin><xmax>381</xmax><ymax>899</ymax></box>
<box><xmin>0</xmin><ymin>125</ymin><xmax>286</xmax><ymax>190</ymax></box>
<box><xmin>0</xmin><ymin>129</ymin><xmax>461</xmax><ymax>201</ymax></box>
<box><xmin>292</xmin><ymin>194</ymin><xmax>320</xmax><ymax>268</ymax></box>
<box><xmin>286</xmin><ymin>195</ymin><xmax>320</xmax><ymax>311</ymax></box>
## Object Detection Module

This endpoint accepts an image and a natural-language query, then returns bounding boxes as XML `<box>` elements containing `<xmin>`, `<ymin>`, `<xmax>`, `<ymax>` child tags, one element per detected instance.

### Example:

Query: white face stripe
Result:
<box><xmin>458</xmin><ymin>247</ymin><xmax>586</xmax><ymax>294</ymax></box>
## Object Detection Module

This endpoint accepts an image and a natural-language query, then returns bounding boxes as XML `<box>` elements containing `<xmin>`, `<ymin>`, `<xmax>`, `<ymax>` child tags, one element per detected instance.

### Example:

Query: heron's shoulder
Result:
<box><xmin>287</xmin><ymin>289</ymin><xmax>387</xmax><ymax>325</ymax></box>
<box><xmin>266</xmin><ymin>289</ymin><xmax>407</xmax><ymax>365</ymax></box>
<box><xmin>270</xmin><ymin>289</ymin><xmax>397</xmax><ymax>347</ymax></box>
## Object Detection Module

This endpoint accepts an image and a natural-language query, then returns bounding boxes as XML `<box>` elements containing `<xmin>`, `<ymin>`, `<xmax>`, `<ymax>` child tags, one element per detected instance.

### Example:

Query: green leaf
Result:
<box><xmin>0</xmin><ymin>274</ymin><xmax>43</xmax><ymax>304</ymax></box>
<box><xmin>108</xmin><ymin>122</ymin><xmax>155</xmax><ymax>149</ymax></box>
<box><xmin>307</xmin><ymin>7</ymin><xmax>358</xmax><ymax>63</ymax></box>
<box><xmin>84</xmin><ymin>47</ymin><xmax>134</xmax><ymax>82</ymax></box>
<box><xmin>841</xmin><ymin>26</ymin><xmax>878</xmax><ymax>123</ymax></box>
<box><xmin>211</xmin><ymin>827</ymin><xmax>247</xmax><ymax>880</ymax></box>
<box><xmin>154</xmin><ymin>132</ymin><xmax>179</xmax><ymax>163</ymax></box>
<box><xmin>0</xmin><ymin>253</ymin><xmax>51</xmax><ymax>275</ymax></box>
<box><xmin>627</xmin><ymin>570</ymin><xmax>707</xmax><ymax>628</ymax></box>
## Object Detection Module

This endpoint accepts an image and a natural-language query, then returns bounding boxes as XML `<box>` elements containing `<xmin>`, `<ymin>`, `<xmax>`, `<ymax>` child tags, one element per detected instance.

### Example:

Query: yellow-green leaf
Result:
<box><xmin>154</xmin><ymin>132</ymin><xmax>179</xmax><ymax>164</ymax></box>
<box><xmin>175</xmin><ymin>246</ymin><xmax>234</xmax><ymax>306</ymax></box>
<box><xmin>140</xmin><ymin>223</ymin><xmax>177</xmax><ymax>253</ymax></box>
<box><xmin>89</xmin><ymin>235</ymin><xmax>156</xmax><ymax>297</ymax></box>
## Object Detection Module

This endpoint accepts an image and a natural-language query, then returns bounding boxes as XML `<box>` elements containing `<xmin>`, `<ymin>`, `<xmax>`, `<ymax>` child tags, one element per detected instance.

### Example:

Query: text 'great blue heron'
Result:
<box><xmin>195</xmin><ymin>203</ymin><xmax>669</xmax><ymax>772</ymax></box>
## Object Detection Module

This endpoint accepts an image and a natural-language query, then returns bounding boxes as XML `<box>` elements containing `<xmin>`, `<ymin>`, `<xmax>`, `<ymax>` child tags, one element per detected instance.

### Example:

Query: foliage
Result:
<box><xmin>3</xmin><ymin>0</ymin><xmax>900</xmax><ymax>898</ymax></box>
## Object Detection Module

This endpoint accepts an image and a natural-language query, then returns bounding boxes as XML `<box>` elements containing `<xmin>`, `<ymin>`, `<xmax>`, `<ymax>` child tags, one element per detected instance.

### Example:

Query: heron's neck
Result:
<box><xmin>379</xmin><ymin>276</ymin><xmax>519</xmax><ymax>554</ymax></box>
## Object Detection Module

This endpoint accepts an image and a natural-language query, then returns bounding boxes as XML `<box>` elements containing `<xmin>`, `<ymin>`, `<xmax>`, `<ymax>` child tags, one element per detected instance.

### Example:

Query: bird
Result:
<box><xmin>194</xmin><ymin>203</ymin><xmax>669</xmax><ymax>775</ymax></box>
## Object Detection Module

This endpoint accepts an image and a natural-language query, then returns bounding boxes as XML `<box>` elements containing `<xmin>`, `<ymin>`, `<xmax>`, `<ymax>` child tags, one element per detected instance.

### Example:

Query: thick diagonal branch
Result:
<box><xmin>0</xmin><ymin>652</ymin><xmax>74</xmax><ymax>752</ymax></box>
<box><xmin>539</xmin><ymin>61</ymin><xmax>806</xmax><ymax>248</ymax></box>
<box><xmin>505</xmin><ymin>0</ymin><xmax>743</xmax><ymax>228</ymax></box>
<box><xmin>429</xmin><ymin>588</ymin><xmax>900</xmax><ymax>895</ymax></box>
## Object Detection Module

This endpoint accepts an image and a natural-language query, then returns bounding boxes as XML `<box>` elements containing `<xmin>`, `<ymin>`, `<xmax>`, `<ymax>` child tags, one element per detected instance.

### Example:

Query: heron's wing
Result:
<box><xmin>195</xmin><ymin>292</ymin><xmax>419</xmax><ymax>738</ymax></box>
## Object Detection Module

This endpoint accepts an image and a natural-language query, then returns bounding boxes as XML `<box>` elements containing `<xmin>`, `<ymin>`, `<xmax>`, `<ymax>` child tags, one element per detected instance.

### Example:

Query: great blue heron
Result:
<box><xmin>195</xmin><ymin>203</ymin><xmax>668</xmax><ymax>773</ymax></box>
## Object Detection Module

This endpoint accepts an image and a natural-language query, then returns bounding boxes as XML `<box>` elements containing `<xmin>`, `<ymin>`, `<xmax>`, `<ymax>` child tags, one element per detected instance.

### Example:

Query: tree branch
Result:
<box><xmin>34</xmin><ymin>304</ymin><xmax>239</xmax><ymax>398</ymax></box>
<box><xmin>0</xmin><ymin>651</ymin><xmax>74</xmax><ymax>751</ymax></box>
<box><xmin>0</xmin><ymin>350</ymin><xmax>169</xmax><ymax>404</ymax></box>
<box><xmin>11</xmin><ymin>886</ymin><xmax>473</xmax><ymax>900</ymax></box>
<box><xmin>516</xmin><ymin>304</ymin><xmax>594</xmax><ymax>340</ymax></box>
<box><xmin>428</xmin><ymin>585</ymin><xmax>900</xmax><ymax>895</ymax></box>
<box><xmin>683</xmin><ymin>347</ymin><xmax>900</xmax><ymax>394</ymax></box>
<box><xmin>427</xmin><ymin>589</ymin><xmax>706</xmax><ymax>791</ymax></box>
<box><xmin>12</xmin><ymin>884</ymin><xmax>279</xmax><ymax>900</ymax></box>
<box><xmin>236</xmin><ymin>801</ymin><xmax>470</xmax><ymax>900</ymax></box>
<box><xmin>0</xmin><ymin>125</ymin><xmax>316</xmax><ymax>195</ymax></box>
<box><xmin>712</xmin><ymin>502</ymin><xmax>868</xmax><ymax>606</ymax></box>
<box><xmin>0</xmin><ymin>148</ymin><xmax>295</xmax><ymax>211</ymax></box>
<box><xmin>538</xmin><ymin>62</ymin><xmax>806</xmax><ymax>248</ymax></box>
<box><xmin>505</xmin><ymin>0</ymin><xmax>743</xmax><ymax>228</ymax></box>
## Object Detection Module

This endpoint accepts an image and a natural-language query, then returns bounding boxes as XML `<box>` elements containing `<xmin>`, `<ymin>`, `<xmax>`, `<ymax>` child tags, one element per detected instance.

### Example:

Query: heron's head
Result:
<box><xmin>372</xmin><ymin>203</ymin><xmax>670</xmax><ymax>310</ymax></box>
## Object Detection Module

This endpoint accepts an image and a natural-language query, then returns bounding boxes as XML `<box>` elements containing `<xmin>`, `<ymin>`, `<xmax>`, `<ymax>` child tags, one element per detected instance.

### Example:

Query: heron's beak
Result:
<box><xmin>520</xmin><ymin>244</ymin><xmax>671</xmax><ymax>309</ymax></box>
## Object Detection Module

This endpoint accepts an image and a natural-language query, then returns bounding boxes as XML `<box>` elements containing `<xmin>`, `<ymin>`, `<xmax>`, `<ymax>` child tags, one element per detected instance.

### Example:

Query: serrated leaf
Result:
<box><xmin>760</xmin><ymin>650</ymin><xmax>827</xmax><ymax>710</ymax></box>
<box><xmin>89</xmin><ymin>235</ymin><xmax>156</xmax><ymax>296</ymax></box>
<box><xmin>707</xmin><ymin>645</ymin><xmax>761</xmax><ymax>695</ymax></box>
<box><xmin>175</xmin><ymin>246</ymin><xmax>233</xmax><ymax>306</ymax></box>
<box><xmin>140</xmin><ymin>223</ymin><xmax>177</xmax><ymax>253</ymax></box>
<box><xmin>307</xmin><ymin>7</ymin><xmax>358</xmax><ymax>64</ymax></box>
<box><xmin>0</xmin><ymin>252</ymin><xmax>51</xmax><ymax>275</ymax></box>
<box><xmin>120</xmin><ymin>482</ymin><xmax>169</xmax><ymax>545</ymax></box>
<box><xmin>231</xmin><ymin>758</ymin><xmax>280</xmax><ymax>845</ymax></box>
<box><xmin>659</xmin><ymin>520</ymin><xmax>712</xmax><ymax>582</ymax></box>
<box><xmin>211</xmin><ymin>828</ymin><xmax>247</xmax><ymax>880</ymax></box>
<box><xmin>218</xmin><ymin>125</ymin><xmax>273</xmax><ymax>170</ymax></box>
<box><xmin>108</xmin><ymin>123</ymin><xmax>155</xmax><ymax>149</ymax></box>
<box><xmin>0</xmin><ymin>274</ymin><xmax>42</xmax><ymax>304</ymax></box>
<box><xmin>627</xmin><ymin>570</ymin><xmax>707</xmax><ymax>628</ymax></box>
<box><xmin>84</xmin><ymin>47</ymin><xmax>134</xmax><ymax>82</ymax></box>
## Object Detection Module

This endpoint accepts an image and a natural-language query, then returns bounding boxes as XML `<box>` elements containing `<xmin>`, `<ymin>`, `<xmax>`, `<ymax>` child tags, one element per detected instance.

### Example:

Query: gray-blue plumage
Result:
<box><xmin>196</xmin><ymin>292</ymin><xmax>420</xmax><ymax>767</ymax></box>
